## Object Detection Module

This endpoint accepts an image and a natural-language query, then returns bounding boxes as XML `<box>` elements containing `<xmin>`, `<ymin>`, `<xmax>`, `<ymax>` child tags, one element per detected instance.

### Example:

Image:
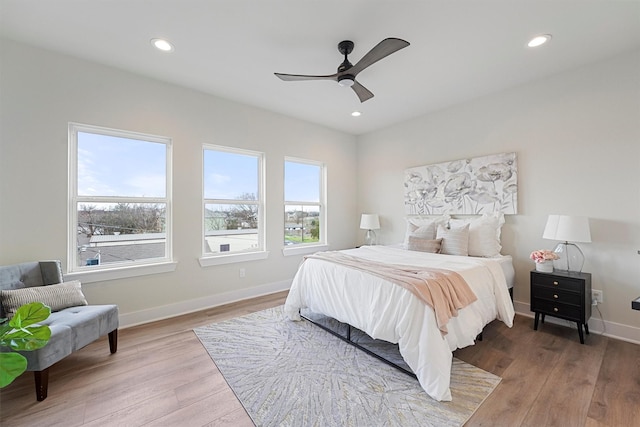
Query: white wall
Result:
<box><xmin>357</xmin><ymin>50</ymin><xmax>640</xmax><ymax>341</ymax></box>
<box><xmin>0</xmin><ymin>39</ymin><xmax>358</xmax><ymax>326</ymax></box>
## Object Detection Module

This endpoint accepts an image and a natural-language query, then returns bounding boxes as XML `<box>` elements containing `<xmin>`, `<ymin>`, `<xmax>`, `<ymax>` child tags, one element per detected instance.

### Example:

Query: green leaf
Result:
<box><xmin>0</xmin><ymin>322</ymin><xmax>11</xmax><ymax>342</ymax></box>
<box><xmin>1</xmin><ymin>302</ymin><xmax>51</xmax><ymax>388</ymax></box>
<box><xmin>9</xmin><ymin>302</ymin><xmax>51</xmax><ymax>328</ymax></box>
<box><xmin>0</xmin><ymin>352</ymin><xmax>28</xmax><ymax>388</ymax></box>
<box><xmin>4</xmin><ymin>325</ymin><xmax>51</xmax><ymax>351</ymax></box>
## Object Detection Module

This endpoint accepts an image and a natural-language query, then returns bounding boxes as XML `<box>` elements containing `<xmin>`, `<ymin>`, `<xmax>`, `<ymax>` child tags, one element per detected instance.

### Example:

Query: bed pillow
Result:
<box><xmin>1</xmin><ymin>280</ymin><xmax>88</xmax><ymax>318</ymax></box>
<box><xmin>449</xmin><ymin>212</ymin><xmax>504</xmax><ymax>257</ymax></box>
<box><xmin>407</xmin><ymin>236</ymin><xmax>442</xmax><ymax>253</ymax></box>
<box><xmin>436</xmin><ymin>223</ymin><xmax>470</xmax><ymax>256</ymax></box>
<box><xmin>403</xmin><ymin>215</ymin><xmax>450</xmax><ymax>247</ymax></box>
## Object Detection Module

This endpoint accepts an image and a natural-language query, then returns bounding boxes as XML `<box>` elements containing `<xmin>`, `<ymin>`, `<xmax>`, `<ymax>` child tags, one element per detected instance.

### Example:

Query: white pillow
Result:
<box><xmin>449</xmin><ymin>213</ymin><xmax>504</xmax><ymax>257</ymax></box>
<box><xmin>436</xmin><ymin>223</ymin><xmax>470</xmax><ymax>256</ymax></box>
<box><xmin>403</xmin><ymin>215</ymin><xmax>450</xmax><ymax>248</ymax></box>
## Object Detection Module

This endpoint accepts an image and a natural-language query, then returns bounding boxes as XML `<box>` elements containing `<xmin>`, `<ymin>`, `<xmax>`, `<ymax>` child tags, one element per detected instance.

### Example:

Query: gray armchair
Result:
<box><xmin>0</xmin><ymin>260</ymin><xmax>118</xmax><ymax>401</ymax></box>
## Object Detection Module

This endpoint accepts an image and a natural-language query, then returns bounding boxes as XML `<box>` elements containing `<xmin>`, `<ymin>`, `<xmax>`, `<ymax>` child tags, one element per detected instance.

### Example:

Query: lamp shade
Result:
<box><xmin>360</xmin><ymin>214</ymin><xmax>380</xmax><ymax>230</ymax></box>
<box><xmin>542</xmin><ymin>215</ymin><xmax>591</xmax><ymax>243</ymax></box>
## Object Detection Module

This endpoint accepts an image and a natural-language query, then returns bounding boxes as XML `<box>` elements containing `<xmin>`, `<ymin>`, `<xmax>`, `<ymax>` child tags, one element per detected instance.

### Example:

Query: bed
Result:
<box><xmin>284</xmin><ymin>213</ymin><xmax>516</xmax><ymax>401</ymax></box>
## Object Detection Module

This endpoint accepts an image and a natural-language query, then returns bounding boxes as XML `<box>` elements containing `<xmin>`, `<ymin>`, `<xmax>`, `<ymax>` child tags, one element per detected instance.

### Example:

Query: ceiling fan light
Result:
<box><xmin>338</xmin><ymin>75</ymin><xmax>355</xmax><ymax>87</ymax></box>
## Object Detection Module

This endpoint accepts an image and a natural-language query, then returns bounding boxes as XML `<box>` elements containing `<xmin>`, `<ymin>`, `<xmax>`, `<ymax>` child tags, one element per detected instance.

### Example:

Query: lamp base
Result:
<box><xmin>364</xmin><ymin>229</ymin><xmax>377</xmax><ymax>246</ymax></box>
<box><xmin>552</xmin><ymin>241</ymin><xmax>585</xmax><ymax>273</ymax></box>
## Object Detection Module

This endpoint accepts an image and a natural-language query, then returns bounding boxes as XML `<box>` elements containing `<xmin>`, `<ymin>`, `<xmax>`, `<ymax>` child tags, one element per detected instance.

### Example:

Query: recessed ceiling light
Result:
<box><xmin>527</xmin><ymin>34</ymin><xmax>551</xmax><ymax>48</ymax></box>
<box><xmin>151</xmin><ymin>38</ymin><xmax>174</xmax><ymax>52</ymax></box>
<box><xmin>351</xmin><ymin>111</ymin><xmax>362</xmax><ymax>117</ymax></box>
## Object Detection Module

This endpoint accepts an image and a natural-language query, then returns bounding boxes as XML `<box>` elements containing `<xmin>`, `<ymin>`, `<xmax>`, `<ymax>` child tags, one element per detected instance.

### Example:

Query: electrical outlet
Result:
<box><xmin>239</xmin><ymin>268</ymin><xmax>246</xmax><ymax>278</ymax></box>
<box><xmin>592</xmin><ymin>289</ymin><xmax>603</xmax><ymax>305</ymax></box>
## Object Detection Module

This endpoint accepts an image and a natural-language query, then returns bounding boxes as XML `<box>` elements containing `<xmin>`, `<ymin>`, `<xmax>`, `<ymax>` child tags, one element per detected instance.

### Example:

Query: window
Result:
<box><xmin>202</xmin><ymin>145</ymin><xmax>265</xmax><ymax>263</ymax></box>
<box><xmin>284</xmin><ymin>158</ymin><xmax>325</xmax><ymax>249</ymax></box>
<box><xmin>68</xmin><ymin>123</ymin><xmax>172</xmax><ymax>275</ymax></box>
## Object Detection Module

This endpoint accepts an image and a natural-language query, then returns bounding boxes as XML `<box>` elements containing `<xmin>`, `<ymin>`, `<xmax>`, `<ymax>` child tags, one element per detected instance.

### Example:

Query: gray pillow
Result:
<box><xmin>1</xmin><ymin>280</ymin><xmax>88</xmax><ymax>318</ymax></box>
<box><xmin>407</xmin><ymin>236</ymin><xmax>442</xmax><ymax>253</ymax></box>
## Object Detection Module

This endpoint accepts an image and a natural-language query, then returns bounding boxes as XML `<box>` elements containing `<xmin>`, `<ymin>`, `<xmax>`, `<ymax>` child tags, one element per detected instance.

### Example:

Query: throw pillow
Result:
<box><xmin>1</xmin><ymin>280</ymin><xmax>88</xmax><ymax>318</ymax></box>
<box><xmin>403</xmin><ymin>215</ymin><xmax>450</xmax><ymax>247</ymax></box>
<box><xmin>436</xmin><ymin>223</ymin><xmax>470</xmax><ymax>256</ymax></box>
<box><xmin>407</xmin><ymin>236</ymin><xmax>442</xmax><ymax>253</ymax></box>
<box><xmin>449</xmin><ymin>212</ymin><xmax>504</xmax><ymax>257</ymax></box>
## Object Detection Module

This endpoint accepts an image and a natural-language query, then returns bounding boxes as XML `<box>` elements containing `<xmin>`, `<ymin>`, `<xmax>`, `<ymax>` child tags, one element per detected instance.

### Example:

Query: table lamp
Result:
<box><xmin>543</xmin><ymin>214</ymin><xmax>591</xmax><ymax>272</ymax></box>
<box><xmin>360</xmin><ymin>214</ymin><xmax>380</xmax><ymax>246</ymax></box>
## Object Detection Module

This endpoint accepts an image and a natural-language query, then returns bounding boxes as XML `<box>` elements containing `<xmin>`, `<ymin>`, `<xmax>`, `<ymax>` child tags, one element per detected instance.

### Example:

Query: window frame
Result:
<box><xmin>67</xmin><ymin>123</ymin><xmax>175</xmax><ymax>282</ymax></box>
<box><xmin>200</xmin><ymin>144</ymin><xmax>267</xmax><ymax>267</ymax></box>
<box><xmin>282</xmin><ymin>157</ymin><xmax>328</xmax><ymax>257</ymax></box>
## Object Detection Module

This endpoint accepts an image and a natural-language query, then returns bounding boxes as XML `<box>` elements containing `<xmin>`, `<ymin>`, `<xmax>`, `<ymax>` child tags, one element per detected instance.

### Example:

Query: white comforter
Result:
<box><xmin>284</xmin><ymin>245</ymin><xmax>515</xmax><ymax>401</ymax></box>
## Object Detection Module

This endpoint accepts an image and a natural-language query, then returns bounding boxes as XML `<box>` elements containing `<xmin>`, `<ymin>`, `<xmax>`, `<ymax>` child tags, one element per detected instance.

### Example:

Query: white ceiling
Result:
<box><xmin>1</xmin><ymin>1</ymin><xmax>639</xmax><ymax>135</ymax></box>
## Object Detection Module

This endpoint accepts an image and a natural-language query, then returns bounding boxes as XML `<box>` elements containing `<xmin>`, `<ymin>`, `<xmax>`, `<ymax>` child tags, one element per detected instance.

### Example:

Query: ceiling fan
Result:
<box><xmin>274</xmin><ymin>38</ymin><xmax>410</xmax><ymax>103</ymax></box>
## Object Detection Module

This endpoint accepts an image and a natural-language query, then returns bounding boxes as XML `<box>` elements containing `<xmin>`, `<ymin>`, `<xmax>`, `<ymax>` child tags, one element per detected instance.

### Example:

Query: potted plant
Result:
<box><xmin>530</xmin><ymin>249</ymin><xmax>559</xmax><ymax>273</ymax></box>
<box><xmin>0</xmin><ymin>302</ymin><xmax>51</xmax><ymax>388</ymax></box>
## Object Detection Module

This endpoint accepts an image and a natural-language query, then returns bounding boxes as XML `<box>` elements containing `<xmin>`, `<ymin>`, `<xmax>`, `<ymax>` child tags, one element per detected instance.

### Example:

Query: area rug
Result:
<box><xmin>194</xmin><ymin>306</ymin><xmax>500</xmax><ymax>427</ymax></box>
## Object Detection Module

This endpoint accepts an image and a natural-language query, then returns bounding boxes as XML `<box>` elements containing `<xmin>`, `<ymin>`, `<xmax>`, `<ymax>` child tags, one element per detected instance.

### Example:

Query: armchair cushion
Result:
<box><xmin>21</xmin><ymin>304</ymin><xmax>119</xmax><ymax>370</ymax></box>
<box><xmin>1</xmin><ymin>280</ymin><xmax>88</xmax><ymax>318</ymax></box>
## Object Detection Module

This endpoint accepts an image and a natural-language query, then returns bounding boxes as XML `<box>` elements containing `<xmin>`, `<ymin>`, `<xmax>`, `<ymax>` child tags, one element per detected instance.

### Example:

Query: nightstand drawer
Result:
<box><xmin>532</xmin><ymin>274</ymin><xmax>582</xmax><ymax>292</ymax></box>
<box><xmin>531</xmin><ymin>286</ymin><xmax>582</xmax><ymax>305</ymax></box>
<box><xmin>532</xmin><ymin>299</ymin><xmax>581</xmax><ymax>321</ymax></box>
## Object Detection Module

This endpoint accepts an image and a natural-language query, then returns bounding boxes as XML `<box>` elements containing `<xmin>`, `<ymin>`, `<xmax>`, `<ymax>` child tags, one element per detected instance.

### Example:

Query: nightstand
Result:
<box><xmin>530</xmin><ymin>270</ymin><xmax>592</xmax><ymax>344</ymax></box>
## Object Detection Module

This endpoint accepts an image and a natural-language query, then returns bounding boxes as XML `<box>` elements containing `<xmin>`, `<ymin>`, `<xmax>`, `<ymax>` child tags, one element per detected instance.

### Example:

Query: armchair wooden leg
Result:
<box><xmin>108</xmin><ymin>329</ymin><xmax>118</xmax><ymax>354</ymax></box>
<box><xmin>34</xmin><ymin>368</ymin><xmax>49</xmax><ymax>401</ymax></box>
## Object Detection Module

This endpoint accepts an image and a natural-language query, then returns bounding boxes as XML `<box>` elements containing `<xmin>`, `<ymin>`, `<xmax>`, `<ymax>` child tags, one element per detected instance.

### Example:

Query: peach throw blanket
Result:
<box><xmin>306</xmin><ymin>252</ymin><xmax>477</xmax><ymax>335</ymax></box>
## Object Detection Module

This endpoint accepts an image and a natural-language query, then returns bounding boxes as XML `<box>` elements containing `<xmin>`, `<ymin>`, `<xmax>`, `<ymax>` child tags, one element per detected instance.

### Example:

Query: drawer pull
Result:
<box><xmin>553</xmin><ymin>281</ymin><xmax>559</xmax><ymax>286</ymax></box>
<box><xmin>553</xmin><ymin>294</ymin><xmax>559</xmax><ymax>299</ymax></box>
<box><xmin>553</xmin><ymin>307</ymin><xmax>559</xmax><ymax>312</ymax></box>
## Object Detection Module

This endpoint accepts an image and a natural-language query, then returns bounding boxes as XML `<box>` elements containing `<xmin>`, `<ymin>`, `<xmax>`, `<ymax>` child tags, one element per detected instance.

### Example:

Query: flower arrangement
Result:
<box><xmin>530</xmin><ymin>249</ymin><xmax>559</xmax><ymax>263</ymax></box>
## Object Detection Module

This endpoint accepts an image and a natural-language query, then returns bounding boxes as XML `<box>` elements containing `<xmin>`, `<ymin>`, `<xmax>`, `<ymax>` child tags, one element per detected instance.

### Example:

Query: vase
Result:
<box><xmin>535</xmin><ymin>261</ymin><xmax>553</xmax><ymax>273</ymax></box>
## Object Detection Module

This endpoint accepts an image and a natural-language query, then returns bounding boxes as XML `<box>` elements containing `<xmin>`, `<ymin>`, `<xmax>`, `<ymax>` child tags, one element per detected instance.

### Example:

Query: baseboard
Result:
<box><xmin>119</xmin><ymin>279</ymin><xmax>291</xmax><ymax>328</ymax></box>
<box><xmin>513</xmin><ymin>300</ymin><xmax>640</xmax><ymax>345</ymax></box>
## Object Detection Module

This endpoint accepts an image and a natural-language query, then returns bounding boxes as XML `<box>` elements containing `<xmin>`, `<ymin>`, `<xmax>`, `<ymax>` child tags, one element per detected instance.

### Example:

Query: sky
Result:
<box><xmin>78</xmin><ymin>132</ymin><xmax>167</xmax><ymax>198</ymax></box>
<box><xmin>77</xmin><ymin>132</ymin><xmax>320</xmax><ymax>202</ymax></box>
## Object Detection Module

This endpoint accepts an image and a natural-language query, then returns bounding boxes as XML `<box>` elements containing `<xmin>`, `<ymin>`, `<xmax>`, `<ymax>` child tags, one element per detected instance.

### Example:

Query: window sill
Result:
<box><xmin>282</xmin><ymin>244</ymin><xmax>329</xmax><ymax>257</ymax></box>
<box><xmin>199</xmin><ymin>250</ymin><xmax>269</xmax><ymax>267</ymax></box>
<box><xmin>65</xmin><ymin>261</ymin><xmax>178</xmax><ymax>284</ymax></box>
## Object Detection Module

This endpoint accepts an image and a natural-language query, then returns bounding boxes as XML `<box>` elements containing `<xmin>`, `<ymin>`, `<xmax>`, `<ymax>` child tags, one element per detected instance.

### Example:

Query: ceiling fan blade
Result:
<box><xmin>274</xmin><ymin>72</ymin><xmax>337</xmax><ymax>82</ymax></box>
<box><xmin>351</xmin><ymin>81</ymin><xmax>374</xmax><ymax>103</ymax></box>
<box><xmin>348</xmin><ymin>38</ymin><xmax>410</xmax><ymax>76</ymax></box>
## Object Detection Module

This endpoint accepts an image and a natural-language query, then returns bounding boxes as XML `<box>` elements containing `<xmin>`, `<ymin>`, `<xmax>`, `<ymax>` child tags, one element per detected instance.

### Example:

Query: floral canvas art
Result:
<box><xmin>404</xmin><ymin>152</ymin><xmax>518</xmax><ymax>215</ymax></box>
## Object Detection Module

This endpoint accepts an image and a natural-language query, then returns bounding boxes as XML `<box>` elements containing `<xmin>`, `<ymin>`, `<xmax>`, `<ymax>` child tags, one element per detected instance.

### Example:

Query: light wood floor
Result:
<box><xmin>1</xmin><ymin>292</ymin><xmax>638</xmax><ymax>426</ymax></box>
